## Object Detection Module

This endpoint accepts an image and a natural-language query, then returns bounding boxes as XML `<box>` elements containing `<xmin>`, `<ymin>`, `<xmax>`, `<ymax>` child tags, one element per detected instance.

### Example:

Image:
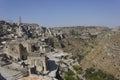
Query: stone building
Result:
<box><xmin>22</xmin><ymin>40</ymin><xmax>47</xmax><ymax>53</ymax></box>
<box><xmin>27</xmin><ymin>53</ymin><xmax>48</xmax><ymax>75</ymax></box>
<box><xmin>4</xmin><ymin>42</ymin><xmax>28</xmax><ymax>60</ymax></box>
<box><xmin>3</xmin><ymin>40</ymin><xmax>49</xmax><ymax>75</ymax></box>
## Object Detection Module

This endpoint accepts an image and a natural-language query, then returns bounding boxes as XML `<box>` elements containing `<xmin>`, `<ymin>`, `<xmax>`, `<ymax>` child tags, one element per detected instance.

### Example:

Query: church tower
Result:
<box><xmin>17</xmin><ymin>16</ymin><xmax>22</xmax><ymax>26</ymax></box>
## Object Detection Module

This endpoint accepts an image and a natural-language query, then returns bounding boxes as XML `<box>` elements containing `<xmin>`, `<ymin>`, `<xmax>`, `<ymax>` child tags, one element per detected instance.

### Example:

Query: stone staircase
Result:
<box><xmin>12</xmin><ymin>72</ymin><xmax>23</xmax><ymax>80</ymax></box>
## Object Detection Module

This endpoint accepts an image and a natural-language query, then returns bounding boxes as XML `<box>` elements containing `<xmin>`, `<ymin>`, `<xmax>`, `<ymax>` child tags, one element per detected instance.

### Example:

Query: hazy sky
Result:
<box><xmin>0</xmin><ymin>0</ymin><xmax>120</xmax><ymax>27</ymax></box>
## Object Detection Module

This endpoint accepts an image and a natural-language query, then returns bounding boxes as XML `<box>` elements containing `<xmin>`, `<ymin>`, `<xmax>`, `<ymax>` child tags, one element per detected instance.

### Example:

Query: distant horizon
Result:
<box><xmin>0</xmin><ymin>0</ymin><xmax>120</xmax><ymax>28</ymax></box>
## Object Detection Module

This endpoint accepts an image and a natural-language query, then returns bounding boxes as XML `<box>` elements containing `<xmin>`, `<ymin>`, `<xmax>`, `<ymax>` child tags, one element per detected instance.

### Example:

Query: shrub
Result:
<box><xmin>85</xmin><ymin>68</ymin><xmax>118</xmax><ymax>80</ymax></box>
<box><xmin>65</xmin><ymin>69</ymin><xmax>75</xmax><ymax>76</ymax></box>
<box><xmin>64</xmin><ymin>69</ymin><xmax>76</xmax><ymax>80</ymax></box>
<box><xmin>64</xmin><ymin>75</ymin><xmax>76</xmax><ymax>80</ymax></box>
<box><xmin>73</xmin><ymin>65</ymin><xmax>83</xmax><ymax>74</ymax></box>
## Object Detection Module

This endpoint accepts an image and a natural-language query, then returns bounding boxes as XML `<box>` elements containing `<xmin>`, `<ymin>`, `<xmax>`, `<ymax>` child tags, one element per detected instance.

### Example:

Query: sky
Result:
<box><xmin>0</xmin><ymin>0</ymin><xmax>120</xmax><ymax>27</ymax></box>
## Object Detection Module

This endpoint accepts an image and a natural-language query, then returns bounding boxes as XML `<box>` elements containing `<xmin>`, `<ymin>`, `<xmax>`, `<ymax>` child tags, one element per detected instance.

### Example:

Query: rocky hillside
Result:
<box><xmin>81</xmin><ymin>30</ymin><xmax>120</xmax><ymax>79</ymax></box>
<box><xmin>0</xmin><ymin>21</ymin><xmax>17</xmax><ymax>37</ymax></box>
<box><xmin>50</xmin><ymin>26</ymin><xmax>111</xmax><ymax>56</ymax></box>
<box><xmin>51</xmin><ymin>26</ymin><xmax>120</xmax><ymax>79</ymax></box>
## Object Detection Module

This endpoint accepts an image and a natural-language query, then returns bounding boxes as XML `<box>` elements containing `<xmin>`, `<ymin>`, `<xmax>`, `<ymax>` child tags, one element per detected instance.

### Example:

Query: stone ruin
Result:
<box><xmin>4</xmin><ymin>42</ymin><xmax>28</xmax><ymax>61</ymax></box>
<box><xmin>27</xmin><ymin>53</ymin><xmax>48</xmax><ymax>75</ymax></box>
<box><xmin>3</xmin><ymin>40</ymin><xmax>48</xmax><ymax>75</ymax></box>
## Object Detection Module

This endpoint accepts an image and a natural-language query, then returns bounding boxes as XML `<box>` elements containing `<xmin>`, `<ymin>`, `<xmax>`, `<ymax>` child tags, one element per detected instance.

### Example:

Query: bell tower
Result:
<box><xmin>17</xmin><ymin>16</ymin><xmax>22</xmax><ymax>26</ymax></box>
